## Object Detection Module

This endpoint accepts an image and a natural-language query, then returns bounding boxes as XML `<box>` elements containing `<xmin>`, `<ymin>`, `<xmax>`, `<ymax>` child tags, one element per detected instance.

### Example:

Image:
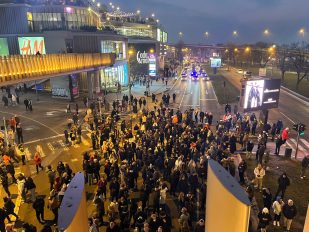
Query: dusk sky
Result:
<box><xmin>107</xmin><ymin>0</ymin><xmax>309</xmax><ymax>45</ymax></box>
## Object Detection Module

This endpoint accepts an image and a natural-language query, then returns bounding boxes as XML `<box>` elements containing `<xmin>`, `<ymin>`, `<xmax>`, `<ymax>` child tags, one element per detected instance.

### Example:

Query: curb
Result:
<box><xmin>280</xmin><ymin>86</ymin><xmax>309</xmax><ymax>106</ymax></box>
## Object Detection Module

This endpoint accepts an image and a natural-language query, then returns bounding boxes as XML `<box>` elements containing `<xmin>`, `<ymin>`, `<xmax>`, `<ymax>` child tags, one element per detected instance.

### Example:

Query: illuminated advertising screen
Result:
<box><xmin>0</xmin><ymin>38</ymin><xmax>9</xmax><ymax>56</ymax></box>
<box><xmin>243</xmin><ymin>79</ymin><xmax>280</xmax><ymax>112</ymax></box>
<box><xmin>210</xmin><ymin>58</ymin><xmax>221</xmax><ymax>68</ymax></box>
<box><xmin>149</xmin><ymin>53</ymin><xmax>156</xmax><ymax>77</ymax></box>
<box><xmin>157</xmin><ymin>28</ymin><xmax>161</xmax><ymax>42</ymax></box>
<box><xmin>128</xmin><ymin>43</ymin><xmax>156</xmax><ymax>76</ymax></box>
<box><xmin>163</xmin><ymin>32</ymin><xmax>168</xmax><ymax>43</ymax></box>
<box><xmin>18</xmin><ymin>37</ymin><xmax>46</xmax><ymax>55</ymax></box>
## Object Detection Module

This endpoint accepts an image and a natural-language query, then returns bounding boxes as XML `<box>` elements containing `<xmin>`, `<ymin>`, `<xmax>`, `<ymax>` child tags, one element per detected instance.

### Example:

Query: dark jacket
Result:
<box><xmin>278</xmin><ymin>175</ymin><xmax>290</xmax><ymax>189</ymax></box>
<box><xmin>258</xmin><ymin>212</ymin><xmax>272</xmax><ymax>228</ymax></box>
<box><xmin>283</xmin><ymin>204</ymin><xmax>297</xmax><ymax>219</ymax></box>
<box><xmin>32</xmin><ymin>198</ymin><xmax>45</xmax><ymax>212</ymax></box>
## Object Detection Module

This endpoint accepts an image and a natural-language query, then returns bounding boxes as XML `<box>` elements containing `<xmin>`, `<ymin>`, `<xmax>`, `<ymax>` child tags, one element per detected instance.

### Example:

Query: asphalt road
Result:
<box><xmin>221</xmin><ymin>69</ymin><xmax>309</xmax><ymax>159</ymax></box>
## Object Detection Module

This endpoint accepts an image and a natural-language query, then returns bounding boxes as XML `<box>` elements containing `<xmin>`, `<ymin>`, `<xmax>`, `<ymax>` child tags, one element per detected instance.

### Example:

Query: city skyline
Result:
<box><xmin>109</xmin><ymin>0</ymin><xmax>309</xmax><ymax>44</ymax></box>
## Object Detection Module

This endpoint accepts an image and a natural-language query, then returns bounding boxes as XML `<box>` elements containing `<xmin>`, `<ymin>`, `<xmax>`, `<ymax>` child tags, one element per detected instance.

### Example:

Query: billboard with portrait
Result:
<box><xmin>0</xmin><ymin>38</ymin><xmax>9</xmax><ymax>57</ymax></box>
<box><xmin>18</xmin><ymin>37</ymin><xmax>46</xmax><ymax>55</ymax></box>
<box><xmin>210</xmin><ymin>58</ymin><xmax>222</xmax><ymax>68</ymax></box>
<box><xmin>243</xmin><ymin>78</ymin><xmax>281</xmax><ymax>112</ymax></box>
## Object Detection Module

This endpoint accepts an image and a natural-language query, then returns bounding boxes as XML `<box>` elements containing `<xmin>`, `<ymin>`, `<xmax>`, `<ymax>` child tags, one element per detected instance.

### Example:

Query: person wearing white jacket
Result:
<box><xmin>17</xmin><ymin>173</ymin><xmax>26</xmax><ymax>203</ymax></box>
<box><xmin>254</xmin><ymin>164</ymin><xmax>265</xmax><ymax>191</ymax></box>
<box><xmin>272</xmin><ymin>197</ymin><xmax>284</xmax><ymax>226</ymax></box>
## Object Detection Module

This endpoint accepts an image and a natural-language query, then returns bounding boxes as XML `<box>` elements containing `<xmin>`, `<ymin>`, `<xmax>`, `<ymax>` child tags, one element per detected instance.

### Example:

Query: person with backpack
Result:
<box><xmin>3</xmin><ymin>197</ymin><xmax>18</xmax><ymax>222</ymax></box>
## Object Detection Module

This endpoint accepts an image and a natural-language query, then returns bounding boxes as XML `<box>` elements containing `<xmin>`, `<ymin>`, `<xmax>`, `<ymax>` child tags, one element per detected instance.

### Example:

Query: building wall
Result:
<box><xmin>0</xmin><ymin>4</ymin><xmax>29</xmax><ymax>34</ymax></box>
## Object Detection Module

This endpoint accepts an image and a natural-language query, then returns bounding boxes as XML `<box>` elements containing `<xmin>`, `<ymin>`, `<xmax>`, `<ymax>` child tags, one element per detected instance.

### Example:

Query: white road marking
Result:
<box><xmin>279</xmin><ymin>112</ymin><xmax>295</xmax><ymax>124</ymax></box>
<box><xmin>289</xmin><ymin>138</ymin><xmax>306</xmax><ymax>152</ymax></box>
<box><xmin>209</xmin><ymin>82</ymin><xmax>219</xmax><ymax>102</ymax></box>
<box><xmin>47</xmin><ymin>143</ymin><xmax>55</xmax><ymax>152</ymax></box>
<box><xmin>0</xmin><ymin>110</ymin><xmax>60</xmax><ymax>135</ymax></box>
<box><xmin>58</xmin><ymin>140</ymin><xmax>69</xmax><ymax>151</ymax></box>
<box><xmin>300</xmin><ymin>139</ymin><xmax>309</xmax><ymax>149</ymax></box>
<box><xmin>179</xmin><ymin>85</ymin><xmax>188</xmax><ymax>108</ymax></box>
<box><xmin>23</xmin><ymin>134</ymin><xmax>64</xmax><ymax>145</ymax></box>
<box><xmin>200</xmin><ymin>99</ymin><xmax>217</xmax><ymax>101</ymax></box>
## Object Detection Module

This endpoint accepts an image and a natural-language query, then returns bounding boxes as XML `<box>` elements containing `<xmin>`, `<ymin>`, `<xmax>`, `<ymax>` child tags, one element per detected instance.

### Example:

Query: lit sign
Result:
<box><xmin>157</xmin><ymin>28</ymin><xmax>161</xmax><ymax>42</ymax></box>
<box><xmin>149</xmin><ymin>53</ymin><xmax>156</xmax><ymax>77</ymax></box>
<box><xmin>0</xmin><ymin>38</ymin><xmax>9</xmax><ymax>56</ymax></box>
<box><xmin>243</xmin><ymin>78</ymin><xmax>281</xmax><ymax>112</ymax></box>
<box><xmin>18</xmin><ymin>37</ymin><xmax>46</xmax><ymax>55</ymax></box>
<box><xmin>136</xmin><ymin>51</ymin><xmax>149</xmax><ymax>64</ymax></box>
<box><xmin>210</xmin><ymin>58</ymin><xmax>222</xmax><ymax>68</ymax></box>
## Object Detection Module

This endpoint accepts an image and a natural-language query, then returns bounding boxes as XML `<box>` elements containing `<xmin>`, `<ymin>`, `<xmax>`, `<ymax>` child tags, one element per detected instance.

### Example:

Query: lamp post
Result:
<box><xmin>128</xmin><ymin>48</ymin><xmax>134</xmax><ymax>108</ymax></box>
<box><xmin>205</xmin><ymin>31</ymin><xmax>209</xmax><ymax>38</ymax></box>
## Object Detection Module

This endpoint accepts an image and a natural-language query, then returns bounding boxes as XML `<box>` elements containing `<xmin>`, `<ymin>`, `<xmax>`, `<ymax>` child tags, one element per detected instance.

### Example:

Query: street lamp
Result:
<box><xmin>97</xmin><ymin>3</ymin><xmax>100</xmax><ymax>7</ymax></box>
<box><xmin>234</xmin><ymin>48</ymin><xmax>238</xmax><ymax>52</ymax></box>
<box><xmin>109</xmin><ymin>2</ymin><xmax>112</xmax><ymax>6</ymax></box>
<box><xmin>156</xmin><ymin>19</ymin><xmax>159</xmax><ymax>23</ymax></box>
<box><xmin>137</xmin><ymin>10</ymin><xmax>140</xmax><ymax>14</ymax></box>
<box><xmin>205</xmin><ymin>31</ymin><xmax>209</xmax><ymax>38</ymax></box>
<box><xmin>149</xmin><ymin>48</ymin><xmax>155</xmax><ymax>54</ymax></box>
<box><xmin>299</xmin><ymin>28</ymin><xmax>305</xmax><ymax>37</ymax></box>
<box><xmin>263</xmin><ymin>29</ymin><xmax>270</xmax><ymax>36</ymax></box>
<box><xmin>117</xmin><ymin>6</ymin><xmax>120</xmax><ymax>10</ymax></box>
<box><xmin>233</xmin><ymin>30</ymin><xmax>238</xmax><ymax>37</ymax></box>
<box><xmin>151</xmin><ymin>13</ymin><xmax>155</xmax><ymax>17</ymax></box>
<box><xmin>179</xmin><ymin>32</ymin><xmax>183</xmax><ymax>39</ymax></box>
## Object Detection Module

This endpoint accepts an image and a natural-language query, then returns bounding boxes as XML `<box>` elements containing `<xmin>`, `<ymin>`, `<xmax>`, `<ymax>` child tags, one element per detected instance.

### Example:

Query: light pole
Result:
<box><xmin>204</xmin><ymin>31</ymin><xmax>209</xmax><ymax>38</ymax></box>
<box><xmin>178</xmin><ymin>32</ymin><xmax>183</xmax><ymax>40</ymax></box>
<box><xmin>128</xmin><ymin>48</ymin><xmax>134</xmax><ymax>109</ymax></box>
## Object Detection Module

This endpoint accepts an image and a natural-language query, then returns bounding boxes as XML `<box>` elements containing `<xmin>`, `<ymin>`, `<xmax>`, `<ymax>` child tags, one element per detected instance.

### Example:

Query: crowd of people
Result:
<box><xmin>0</xmin><ymin>89</ymin><xmax>308</xmax><ymax>232</ymax></box>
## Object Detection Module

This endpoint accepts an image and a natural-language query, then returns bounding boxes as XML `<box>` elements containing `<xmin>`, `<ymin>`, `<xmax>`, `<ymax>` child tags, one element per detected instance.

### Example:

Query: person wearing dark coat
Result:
<box><xmin>229</xmin><ymin>134</ymin><xmax>237</xmax><ymax>154</ymax></box>
<box><xmin>282</xmin><ymin>199</ymin><xmax>297</xmax><ymax>231</ymax></box>
<box><xmin>262</xmin><ymin>188</ymin><xmax>272</xmax><ymax>210</ymax></box>
<box><xmin>32</xmin><ymin>196</ymin><xmax>45</xmax><ymax>224</ymax></box>
<box><xmin>194</xmin><ymin>219</ymin><xmax>205</xmax><ymax>232</ymax></box>
<box><xmin>238</xmin><ymin>160</ymin><xmax>247</xmax><ymax>185</ymax></box>
<box><xmin>275</xmin><ymin>172</ymin><xmax>290</xmax><ymax>199</ymax></box>
<box><xmin>257</xmin><ymin>207</ymin><xmax>272</xmax><ymax>230</ymax></box>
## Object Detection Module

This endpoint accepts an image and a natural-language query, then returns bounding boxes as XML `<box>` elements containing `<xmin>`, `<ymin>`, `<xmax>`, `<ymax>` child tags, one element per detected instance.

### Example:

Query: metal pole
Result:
<box><xmin>3</xmin><ymin>117</ymin><xmax>8</xmax><ymax>147</ymax></box>
<box><xmin>35</xmin><ymin>81</ymin><xmax>39</xmax><ymax>101</ymax></box>
<box><xmin>295</xmin><ymin>128</ymin><xmax>300</xmax><ymax>159</ymax></box>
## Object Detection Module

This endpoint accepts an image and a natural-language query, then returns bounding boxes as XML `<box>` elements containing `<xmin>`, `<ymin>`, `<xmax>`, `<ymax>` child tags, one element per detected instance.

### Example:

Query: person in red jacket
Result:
<box><xmin>33</xmin><ymin>152</ymin><xmax>44</xmax><ymax>174</ymax></box>
<box><xmin>281</xmin><ymin>127</ymin><xmax>289</xmax><ymax>143</ymax></box>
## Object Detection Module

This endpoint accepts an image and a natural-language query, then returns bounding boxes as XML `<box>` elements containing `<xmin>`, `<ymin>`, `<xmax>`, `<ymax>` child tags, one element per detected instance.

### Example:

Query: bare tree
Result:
<box><xmin>289</xmin><ymin>49</ymin><xmax>309</xmax><ymax>90</ymax></box>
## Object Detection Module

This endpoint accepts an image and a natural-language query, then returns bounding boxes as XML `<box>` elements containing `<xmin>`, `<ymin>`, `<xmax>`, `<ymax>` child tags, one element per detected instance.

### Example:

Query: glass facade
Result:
<box><xmin>115</xmin><ymin>27</ymin><xmax>153</xmax><ymax>38</ymax></box>
<box><xmin>101</xmin><ymin>41</ymin><xmax>126</xmax><ymax>60</ymax></box>
<box><xmin>100</xmin><ymin>61</ymin><xmax>128</xmax><ymax>90</ymax></box>
<box><xmin>28</xmin><ymin>7</ymin><xmax>100</xmax><ymax>32</ymax></box>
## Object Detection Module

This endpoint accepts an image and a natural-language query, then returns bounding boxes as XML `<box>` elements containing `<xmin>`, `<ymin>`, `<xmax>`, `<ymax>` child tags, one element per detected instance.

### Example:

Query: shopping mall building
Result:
<box><xmin>0</xmin><ymin>0</ymin><xmax>168</xmax><ymax>100</ymax></box>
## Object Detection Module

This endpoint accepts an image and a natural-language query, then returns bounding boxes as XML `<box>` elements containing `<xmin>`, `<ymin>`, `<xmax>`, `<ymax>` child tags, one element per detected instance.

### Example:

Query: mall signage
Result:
<box><xmin>243</xmin><ymin>78</ymin><xmax>281</xmax><ymax>112</ymax></box>
<box><xmin>136</xmin><ymin>51</ymin><xmax>149</xmax><ymax>64</ymax></box>
<box><xmin>18</xmin><ymin>37</ymin><xmax>46</xmax><ymax>55</ymax></box>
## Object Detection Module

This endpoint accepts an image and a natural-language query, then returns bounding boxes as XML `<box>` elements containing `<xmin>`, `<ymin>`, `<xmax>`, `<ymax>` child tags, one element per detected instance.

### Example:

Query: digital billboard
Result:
<box><xmin>149</xmin><ymin>54</ymin><xmax>156</xmax><ymax>77</ymax></box>
<box><xmin>163</xmin><ymin>32</ymin><xmax>168</xmax><ymax>43</ymax></box>
<box><xmin>157</xmin><ymin>28</ymin><xmax>161</xmax><ymax>42</ymax></box>
<box><xmin>0</xmin><ymin>38</ymin><xmax>9</xmax><ymax>57</ymax></box>
<box><xmin>210</xmin><ymin>58</ymin><xmax>222</xmax><ymax>68</ymax></box>
<box><xmin>128</xmin><ymin>43</ymin><xmax>156</xmax><ymax>76</ymax></box>
<box><xmin>18</xmin><ymin>37</ymin><xmax>46</xmax><ymax>55</ymax></box>
<box><xmin>243</xmin><ymin>78</ymin><xmax>281</xmax><ymax>112</ymax></box>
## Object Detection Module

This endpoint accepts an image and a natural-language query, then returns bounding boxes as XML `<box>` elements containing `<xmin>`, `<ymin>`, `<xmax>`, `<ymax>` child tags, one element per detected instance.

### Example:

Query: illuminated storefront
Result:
<box><xmin>101</xmin><ymin>40</ymin><xmax>126</xmax><ymax>60</ymax></box>
<box><xmin>100</xmin><ymin>61</ymin><xmax>129</xmax><ymax>91</ymax></box>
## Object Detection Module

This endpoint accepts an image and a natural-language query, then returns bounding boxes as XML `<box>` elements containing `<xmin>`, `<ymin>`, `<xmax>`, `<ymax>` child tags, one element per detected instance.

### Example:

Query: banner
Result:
<box><xmin>18</xmin><ymin>37</ymin><xmax>46</xmax><ymax>55</ymax></box>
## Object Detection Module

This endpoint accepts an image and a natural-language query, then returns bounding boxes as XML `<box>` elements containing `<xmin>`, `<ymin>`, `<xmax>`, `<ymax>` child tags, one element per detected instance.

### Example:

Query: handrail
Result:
<box><xmin>0</xmin><ymin>53</ymin><xmax>115</xmax><ymax>83</ymax></box>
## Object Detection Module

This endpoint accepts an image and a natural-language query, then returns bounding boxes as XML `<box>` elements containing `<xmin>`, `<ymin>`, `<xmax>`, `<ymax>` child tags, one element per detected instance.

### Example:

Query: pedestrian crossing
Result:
<box><xmin>20</xmin><ymin>132</ymin><xmax>94</xmax><ymax>160</ymax></box>
<box><xmin>269</xmin><ymin>137</ymin><xmax>309</xmax><ymax>159</ymax></box>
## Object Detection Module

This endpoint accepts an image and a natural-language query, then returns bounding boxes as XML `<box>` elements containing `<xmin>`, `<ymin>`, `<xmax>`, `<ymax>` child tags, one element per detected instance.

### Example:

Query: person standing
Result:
<box><xmin>275</xmin><ymin>135</ymin><xmax>283</xmax><ymax>155</ymax></box>
<box><xmin>48</xmin><ymin>192</ymin><xmax>59</xmax><ymax>224</ymax></box>
<box><xmin>46</xmin><ymin>165</ymin><xmax>56</xmax><ymax>191</ymax></box>
<box><xmin>3</xmin><ymin>197</ymin><xmax>18</xmax><ymax>222</ymax></box>
<box><xmin>1</xmin><ymin>174</ymin><xmax>11</xmax><ymax>197</ymax></box>
<box><xmin>25</xmin><ymin>177</ymin><xmax>36</xmax><ymax>203</ymax></box>
<box><xmin>282</xmin><ymin>199</ymin><xmax>297</xmax><ymax>231</ymax></box>
<box><xmin>17</xmin><ymin>173</ymin><xmax>26</xmax><ymax>203</ymax></box>
<box><xmin>23</xmin><ymin>99</ymin><xmax>29</xmax><ymax>110</ymax></box>
<box><xmin>16</xmin><ymin>123</ymin><xmax>24</xmax><ymax>144</ymax></box>
<box><xmin>33</xmin><ymin>151</ymin><xmax>44</xmax><ymax>174</ymax></box>
<box><xmin>281</xmin><ymin>127</ymin><xmax>289</xmax><ymax>144</ymax></box>
<box><xmin>275</xmin><ymin>172</ymin><xmax>290</xmax><ymax>199</ymax></box>
<box><xmin>254</xmin><ymin>164</ymin><xmax>265</xmax><ymax>192</ymax></box>
<box><xmin>257</xmin><ymin>207</ymin><xmax>272</xmax><ymax>230</ymax></box>
<box><xmin>238</xmin><ymin>159</ymin><xmax>247</xmax><ymax>185</ymax></box>
<box><xmin>272</xmin><ymin>197</ymin><xmax>284</xmax><ymax>227</ymax></box>
<box><xmin>32</xmin><ymin>196</ymin><xmax>45</xmax><ymax>224</ymax></box>
<box><xmin>0</xmin><ymin>208</ymin><xmax>9</xmax><ymax>232</ymax></box>
<box><xmin>262</xmin><ymin>188</ymin><xmax>272</xmax><ymax>210</ymax></box>
<box><xmin>301</xmin><ymin>155</ymin><xmax>309</xmax><ymax>179</ymax></box>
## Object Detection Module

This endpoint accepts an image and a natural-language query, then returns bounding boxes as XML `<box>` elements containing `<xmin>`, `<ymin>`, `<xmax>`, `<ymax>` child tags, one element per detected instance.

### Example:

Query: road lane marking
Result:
<box><xmin>47</xmin><ymin>143</ymin><xmax>55</xmax><ymax>152</ymax></box>
<box><xmin>200</xmin><ymin>99</ymin><xmax>217</xmax><ymax>101</ymax></box>
<box><xmin>279</xmin><ymin>112</ymin><xmax>295</xmax><ymax>124</ymax></box>
<box><xmin>179</xmin><ymin>85</ymin><xmax>188</xmax><ymax>108</ymax></box>
<box><xmin>289</xmin><ymin>138</ymin><xmax>306</xmax><ymax>152</ymax></box>
<box><xmin>0</xmin><ymin>110</ymin><xmax>60</xmax><ymax>135</ymax></box>
<box><xmin>300</xmin><ymin>139</ymin><xmax>309</xmax><ymax>149</ymax></box>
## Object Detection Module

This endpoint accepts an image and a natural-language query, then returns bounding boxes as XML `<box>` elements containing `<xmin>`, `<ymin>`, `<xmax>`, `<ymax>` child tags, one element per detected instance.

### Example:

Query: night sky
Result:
<box><xmin>106</xmin><ymin>0</ymin><xmax>309</xmax><ymax>45</ymax></box>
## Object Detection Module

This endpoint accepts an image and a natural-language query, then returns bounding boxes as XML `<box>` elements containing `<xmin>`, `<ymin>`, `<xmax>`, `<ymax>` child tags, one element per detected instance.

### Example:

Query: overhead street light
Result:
<box><xmin>245</xmin><ymin>47</ymin><xmax>250</xmax><ymax>52</ymax></box>
<box><xmin>205</xmin><ymin>31</ymin><xmax>209</xmax><ymax>38</ymax></box>
<box><xmin>137</xmin><ymin>10</ymin><xmax>140</xmax><ymax>14</ymax></box>
<box><xmin>156</xmin><ymin>19</ymin><xmax>159</xmax><ymax>23</ymax></box>
<box><xmin>97</xmin><ymin>3</ymin><xmax>100</xmax><ymax>7</ymax></box>
<box><xmin>234</xmin><ymin>48</ymin><xmax>238</xmax><ymax>52</ymax></box>
<box><xmin>263</xmin><ymin>29</ymin><xmax>270</xmax><ymax>36</ymax></box>
<box><xmin>299</xmin><ymin>28</ymin><xmax>305</xmax><ymax>37</ymax></box>
<box><xmin>233</xmin><ymin>30</ymin><xmax>238</xmax><ymax>37</ymax></box>
<box><xmin>151</xmin><ymin>13</ymin><xmax>155</xmax><ymax>17</ymax></box>
<box><xmin>179</xmin><ymin>32</ymin><xmax>183</xmax><ymax>38</ymax></box>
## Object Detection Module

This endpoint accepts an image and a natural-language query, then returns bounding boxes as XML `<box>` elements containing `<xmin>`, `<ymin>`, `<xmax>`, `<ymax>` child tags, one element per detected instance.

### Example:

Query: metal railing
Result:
<box><xmin>0</xmin><ymin>53</ymin><xmax>115</xmax><ymax>84</ymax></box>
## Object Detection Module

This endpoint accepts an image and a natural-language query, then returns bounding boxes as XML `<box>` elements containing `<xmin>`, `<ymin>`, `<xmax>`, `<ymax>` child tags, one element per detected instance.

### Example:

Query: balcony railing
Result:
<box><xmin>0</xmin><ymin>53</ymin><xmax>115</xmax><ymax>84</ymax></box>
